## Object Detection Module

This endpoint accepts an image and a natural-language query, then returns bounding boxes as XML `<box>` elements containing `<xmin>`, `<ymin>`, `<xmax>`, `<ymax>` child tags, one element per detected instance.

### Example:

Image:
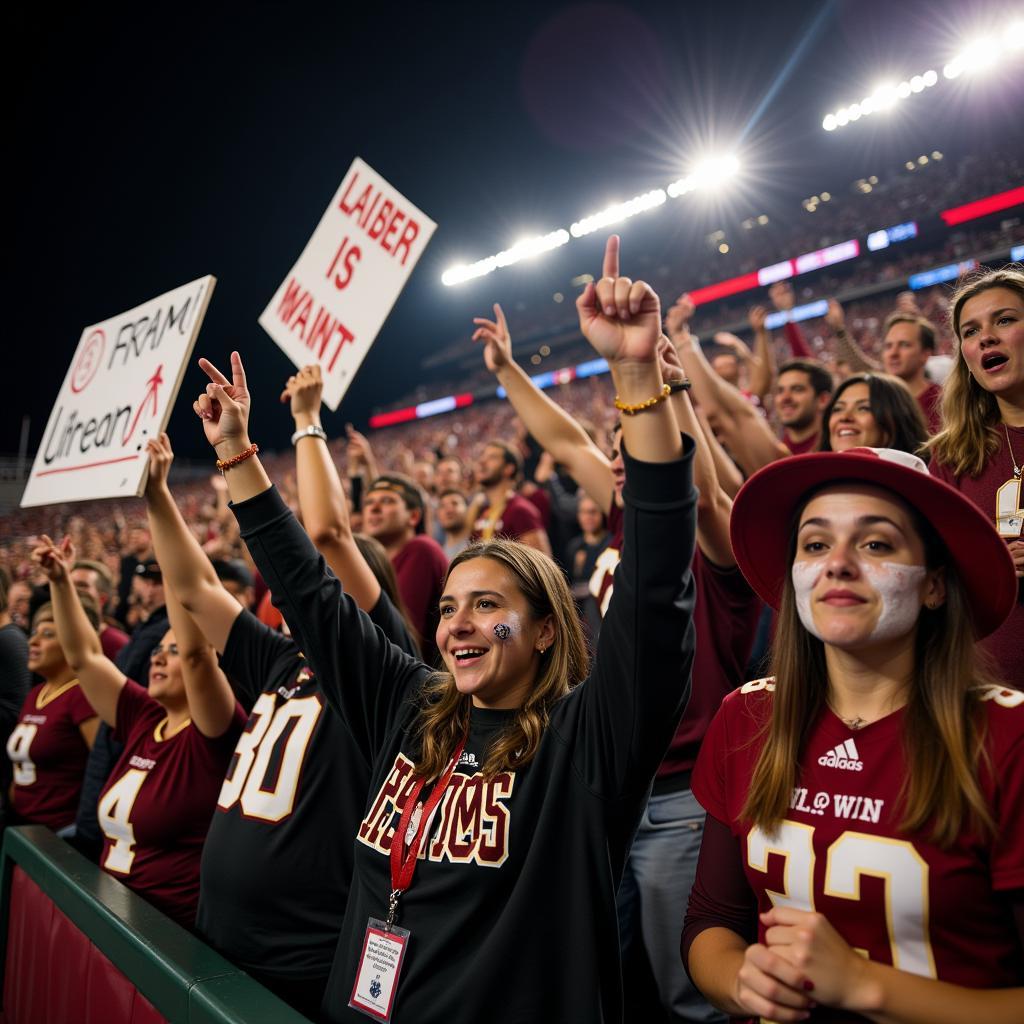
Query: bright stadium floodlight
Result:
<box><xmin>822</xmin><ymin>28</ymin><xmax>1023</xmax><ymax>131</ymax></box>
<box><xmin>441</xmin><ymin>228</ymin><xmax>571</xmax><ymax>286</ymax></box>
<box><xmin>668</xmin><ymin>154</ymin><xmax>741</xmax><ymax>196</ymax></box>
<box><xmin>569</xmin><ymin>188</ymin><xmax>667</xmax><ymax>238</ymax></box>
<box><xmin>440</xmin><ymin>152</ymin><xmax>739</xmax><ymax>285</ymax></box>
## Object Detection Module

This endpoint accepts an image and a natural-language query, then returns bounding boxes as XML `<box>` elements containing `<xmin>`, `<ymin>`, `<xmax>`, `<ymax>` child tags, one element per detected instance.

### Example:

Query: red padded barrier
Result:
<box><xmin>130</xmin><ymin>989</ymin><xmax>165</xmax><ymax>1024</ymax></box>
<box><xmin>4</xmin><ymin>868</ymin><xmax>54</xmax><ymax>1024</ymax></box>
<box><xmin>2</xmin><ymin>867</ymin><xmax>167</xmax><ymax>1024</ymax></box>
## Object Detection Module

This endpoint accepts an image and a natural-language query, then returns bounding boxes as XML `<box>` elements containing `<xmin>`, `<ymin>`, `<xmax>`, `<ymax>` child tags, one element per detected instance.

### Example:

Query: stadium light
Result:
<box><xmin>569</xmin><ymin>188</ymin><xmax>667</xmax><ymax>238</ymax></box>
<box><xmin>441</xmin><ymin>228</ymin><xmax>571</xmax><ymax>286</ymax></box>
<box><xmin>822</xmin><ymin>29</ymin><xmax>1022</xmax><ymax>131</ymax></box>
<box><xmin>441</xmin><ymin>153</ymin><xmax>740</xmax><ymax>286</ymax></box>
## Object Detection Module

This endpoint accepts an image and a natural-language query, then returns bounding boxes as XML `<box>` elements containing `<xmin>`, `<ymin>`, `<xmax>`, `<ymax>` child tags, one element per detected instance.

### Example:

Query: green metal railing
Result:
<box><xmin>0</xmin><ymin>826</ymin><xmax>311</xmax><ymax>1023</ymax></box>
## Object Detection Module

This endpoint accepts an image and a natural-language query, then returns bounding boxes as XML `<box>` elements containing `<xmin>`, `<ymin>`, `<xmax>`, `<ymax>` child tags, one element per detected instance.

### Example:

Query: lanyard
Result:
<box><xmin>387</xmin><ymin>733</ymin><xmax>467</xmax><ymax>929</ymax></box>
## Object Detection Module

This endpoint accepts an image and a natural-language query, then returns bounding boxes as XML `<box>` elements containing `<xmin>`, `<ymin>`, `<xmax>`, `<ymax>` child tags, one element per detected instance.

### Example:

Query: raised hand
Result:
<box><xmin>714</xmin><ymin>332</ymin><xmax>752</xmax><ymax>359</ymax></box>
<box><xmin>32</xmin><ymin>534</ymin><xmax>75</xmax><ymax>583</ymax></box>
<box><xmin>472</xmin><ymin>303</ymin><xmax>514</xmax><ymax>373</ymax></box>
<box><xmin>769</xmin><ymin>281</ymin><xmax>795</xmax><ymax>312</ymax></box>
<box><xmin>664</xmin><ymin>292</ymin><xmax>696</xmax><ymax>341</ymax></box>
<box><xmin>194</xmin><ymin>351</ymin><xmax>251</xmax><ymax>453</ymax></box>
<box><xmin>825</xmin><ymin>298</ymin><xmax>846</xmax><ymax>330</ymax></box>
<box><xmin>280</xmin><ymin>364</ymin><xmax>324</xmax><ymax>419</ymax></box>
<box><xmin>576</xmin><ymin>235</ymin><xmax>661</xmax><ymax>365</ymax></box>
<box><xmin>895</xmin><ymin>290</ymin><xmax>920</xmax><ymax>314</ymax></box>
<box><xmin>346</xmin><ymin>425</ymin><xmax>378</xmax><ymax>479</ymax></box>
<box><xmin>748</xmin><ymin>305</ymin><xmax>768</xmax><ymax>332</ymax></box>
<box><xmin>656</xmin><ymin>335</ymin><xmax>686</xmax><ymax>383</ymax></box>
<box><xmin>144</xmin><ymin>432</ymin><xmax>175</xmax><ymax>496</ymax></box>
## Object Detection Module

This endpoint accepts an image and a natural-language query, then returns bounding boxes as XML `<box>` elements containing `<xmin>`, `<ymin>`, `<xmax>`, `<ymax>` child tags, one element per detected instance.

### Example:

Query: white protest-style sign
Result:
<box><xmin>259</xmin><ymin>157</ymin><xmax>436</xmax><ymax>411</ymax></box>
<box><xmin>21</xmin><ymin>276</ymin><xmax>216</xmax><ymax>508</ymax></box>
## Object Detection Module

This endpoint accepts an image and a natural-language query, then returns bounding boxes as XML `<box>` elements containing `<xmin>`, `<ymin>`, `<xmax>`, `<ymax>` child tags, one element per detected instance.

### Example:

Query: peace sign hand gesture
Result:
<box><xmin>576</xmin><ymin>235</ymin><xmax>661</xmax><ymax>366</ymax></box>
<box><xmin>194</xmin><ymin>351</ymin><xmax>252</xmax><ymax>455</ymax></box>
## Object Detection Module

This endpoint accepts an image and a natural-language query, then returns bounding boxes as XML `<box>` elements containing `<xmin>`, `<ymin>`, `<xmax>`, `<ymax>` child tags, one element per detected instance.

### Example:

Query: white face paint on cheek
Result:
<box><xmin>861</xmin><ymin>561</ymin><xmax>927</xmax><ymax>643</ymax></box>
<box><xmin>791</xmin><ymin>561</ymin><xmax>826</xmax><ymax>639</ymax></box>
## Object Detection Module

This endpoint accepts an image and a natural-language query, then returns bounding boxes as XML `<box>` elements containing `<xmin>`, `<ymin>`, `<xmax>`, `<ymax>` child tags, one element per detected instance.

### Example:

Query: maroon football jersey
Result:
<box><xmin>693</xmin><ymin>680</ymin><xmax>1024</xmax><ymax>989</ymax></box>
<box><xmin>7</xmin><ymin>680</ymin><xmax>97</xmax><ymax>829</ymax></box>
<box><xmin>470</xmin><ymin>492</ymin><xmax>545</xmax><ymax>542</ymax></box>
<box><xmin>97</xmin><ymin>681</ymin><xmax>245</xmax><ymax>929</ymax></box>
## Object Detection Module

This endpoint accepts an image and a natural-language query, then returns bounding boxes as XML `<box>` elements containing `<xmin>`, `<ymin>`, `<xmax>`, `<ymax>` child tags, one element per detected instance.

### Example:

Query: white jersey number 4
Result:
<box><xmin>98</xmin><ymin>768</ymin><xmax>149</xmax><ymax>874</ymax></box>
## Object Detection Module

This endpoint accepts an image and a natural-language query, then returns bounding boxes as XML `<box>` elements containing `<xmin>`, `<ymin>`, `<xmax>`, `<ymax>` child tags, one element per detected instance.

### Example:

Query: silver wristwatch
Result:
<box><xmin>291</xmin><ymin>424</ymin><xmax>328</xmax><ymax>446</ymax></box>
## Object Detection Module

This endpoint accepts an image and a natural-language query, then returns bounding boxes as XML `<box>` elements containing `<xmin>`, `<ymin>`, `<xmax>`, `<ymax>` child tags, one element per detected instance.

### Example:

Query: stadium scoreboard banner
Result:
<box><xmin>259</xmin><ymin>157</ymin><xmax>437</xmax><ymax>411</ymax></box>
<box><xmin>21</xmin><ymin>277</ymin><xmax>216</xmax><ymax>509</ymax></box>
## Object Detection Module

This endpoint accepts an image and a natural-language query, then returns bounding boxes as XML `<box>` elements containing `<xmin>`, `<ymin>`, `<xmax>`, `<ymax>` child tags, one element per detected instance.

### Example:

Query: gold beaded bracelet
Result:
<box><xmin>216</xmin><ymin>443</ymin><xmax>259</xmax><ymax>473</ymax></box>
<box><xmin>613</xmin><ymin>383</ymin><xmax>671</xmax><ymax>416</ymax></box>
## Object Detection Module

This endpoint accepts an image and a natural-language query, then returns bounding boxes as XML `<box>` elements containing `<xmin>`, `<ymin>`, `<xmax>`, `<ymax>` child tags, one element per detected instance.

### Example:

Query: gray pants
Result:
<box><xmin>618</xmin><ymin>787</ymin><xmax>726</xmax><ymax>1023</ymax></box>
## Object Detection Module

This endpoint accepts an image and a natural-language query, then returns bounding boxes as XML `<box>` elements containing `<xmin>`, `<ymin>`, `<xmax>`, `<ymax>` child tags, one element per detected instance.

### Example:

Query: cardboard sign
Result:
<box><xmin>258</xmin><ymin>157</ymin><xmax>436</xmax><ymax>410</ymax></box>
<box><xmin>21</xmin><ymin>276</ymin><xmax>216</xmax><ymax>508</ymax></box>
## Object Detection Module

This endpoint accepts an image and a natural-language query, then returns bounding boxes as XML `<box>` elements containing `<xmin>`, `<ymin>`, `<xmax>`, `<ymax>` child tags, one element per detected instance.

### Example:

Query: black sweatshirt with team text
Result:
<box><xmin>232</xmin><ymin>439</ymin><xmax>697</xmax><ymax>1024</ymax></box>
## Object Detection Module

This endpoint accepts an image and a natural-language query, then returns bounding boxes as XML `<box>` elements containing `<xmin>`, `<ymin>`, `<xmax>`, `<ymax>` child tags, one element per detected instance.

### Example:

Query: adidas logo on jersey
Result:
<box><xmin>818</xmin><ymin>738</ymin><xmax>864</xmax><ymax>771</ymax></box>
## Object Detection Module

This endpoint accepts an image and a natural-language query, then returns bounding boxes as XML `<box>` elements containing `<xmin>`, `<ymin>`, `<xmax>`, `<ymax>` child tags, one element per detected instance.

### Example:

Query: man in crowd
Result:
<box><xmin>775</xmin><ymin>359</ymin><xmax>834</xmax><ymax>454</ymax></box>
<box><xmin>6</xmin><ymin>578</ymin><xmax>32</xmax><ymax>632</ymax></box>
<box><xmin>114</xmin><ymin>524</ymin><xmax>153</xmax><ymax>623</ymax></box>
<box><xmin>211</xmin><ymin>558</ymin><xmax>256</xmax><ymax>612</ymax></box>
<box><xmin>436</xmin><ymin>489</ymin><xmax>473</xmax><ymax>560</ymax></box>
<box><xmin>470</xmin><ymin>441</ymin><xmax>551</xmax><ymax>554</ymax></box>
<box><xmin>826</xmin><ymin>297</ymin><xmax>944</xmax><ymax>433</ymax></box>
<box><xmin>71</xmin><ymin>559</ymin><xmax>130</xmax><ymax>661</ymax></box>
<box><xmin>363</xmin><ymin>473</ymin><xmax>448</xmax><ymax>664</ymax></box>
<box><xmin>881</xmin><ymin>312</ymin><xmax>943</xmax><ymax>431</ymax></box>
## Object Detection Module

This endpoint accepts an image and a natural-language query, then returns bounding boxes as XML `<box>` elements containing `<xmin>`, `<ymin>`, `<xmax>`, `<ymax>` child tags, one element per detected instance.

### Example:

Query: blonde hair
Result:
<box><xmin>741</xmin><ymin>492</ymin><xmax>1000</xmax><ymax>848</ymax></box>
<box><xmin>925</xmin><ymin>265</ymin><xmax>1024</xmax><ymax>476</ymax></box>
<box><xmin>411</xmin><ymin>540</ymin><xmax>588</xmax><ymax>782</ymax></box>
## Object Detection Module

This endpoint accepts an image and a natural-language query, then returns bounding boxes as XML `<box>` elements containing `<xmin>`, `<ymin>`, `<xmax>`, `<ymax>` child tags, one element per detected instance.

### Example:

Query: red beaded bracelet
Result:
<box><xmin>216</xmin><ymin>443</ymin><xmax>259</xmax><ymax>473</ymax></box>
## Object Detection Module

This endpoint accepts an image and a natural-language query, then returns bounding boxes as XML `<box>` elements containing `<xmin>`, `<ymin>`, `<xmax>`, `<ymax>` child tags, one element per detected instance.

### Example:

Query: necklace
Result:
<box><xmin>827</xmin><ymin>697</ymin><xmax>870</xmax><ymax>730</ymax></box>
<box><xmin>1004</xmin><ymin>422</ymin><xmax>1022</xmax><ymax>480</ymax></box>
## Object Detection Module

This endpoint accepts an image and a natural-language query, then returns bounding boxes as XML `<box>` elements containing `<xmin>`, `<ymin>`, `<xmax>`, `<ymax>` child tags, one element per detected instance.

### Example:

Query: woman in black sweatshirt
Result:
<box><xmin>193</xmin><ymin>236</ymin><xmax>697</xmax><ymax>1023</ymax></box>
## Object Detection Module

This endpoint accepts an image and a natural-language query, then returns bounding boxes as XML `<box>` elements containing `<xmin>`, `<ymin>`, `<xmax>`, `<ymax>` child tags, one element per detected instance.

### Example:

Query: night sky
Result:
<box><xmin>11</xmin><ymin>0</ymin><xmax>1023</xmax><ymax>459</ymax></box>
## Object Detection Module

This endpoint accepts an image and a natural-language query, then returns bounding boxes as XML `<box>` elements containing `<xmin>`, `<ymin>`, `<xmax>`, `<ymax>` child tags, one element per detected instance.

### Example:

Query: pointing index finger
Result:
<box><xmin>602</xmin><ymin>235</ymin><xmax>620</xmax><ymax>281</ymax></box>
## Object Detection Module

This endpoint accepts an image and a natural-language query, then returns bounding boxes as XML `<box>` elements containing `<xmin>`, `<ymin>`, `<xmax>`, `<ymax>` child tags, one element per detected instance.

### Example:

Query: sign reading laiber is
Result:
<box><xmin>259</xmin><ymin>157</ymin><xmax>436</xmax><ymax>410</ymax></box>
<box><xmin>22</xmin><ymin>277</ymin><xmax>216</xmax><ymax>508</ymax></box>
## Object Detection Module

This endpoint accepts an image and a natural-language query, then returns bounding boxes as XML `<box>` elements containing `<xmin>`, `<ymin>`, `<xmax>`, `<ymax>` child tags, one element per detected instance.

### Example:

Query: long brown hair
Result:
<box><xmin>741</xmin><ymin>490</ymin><xmax>1000</xmax><ymax>847</ymax></box>
<box><xmin>411</xmin><ymin>540</ymin><xmax>588</xmax><ymax>782</ymax></box>
<box><xmin>925</xmin><ymin>265</ymin><xmax>1024</xmax><ymax>476</ymax></box>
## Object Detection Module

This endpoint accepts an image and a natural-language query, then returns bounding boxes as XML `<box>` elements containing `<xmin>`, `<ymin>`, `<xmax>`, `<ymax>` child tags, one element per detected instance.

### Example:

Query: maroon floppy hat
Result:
<box><xmin>730</xmin><ymin>447</ymin><xmax>1017</xmax><ymax>639</ymax></box>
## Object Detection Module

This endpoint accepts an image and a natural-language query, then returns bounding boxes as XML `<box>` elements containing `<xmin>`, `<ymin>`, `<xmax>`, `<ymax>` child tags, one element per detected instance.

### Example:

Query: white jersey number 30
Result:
<box><xmin>217</xmin><ymin>693</ymin><xmax>322</xmax><ymax>823</ymax></box>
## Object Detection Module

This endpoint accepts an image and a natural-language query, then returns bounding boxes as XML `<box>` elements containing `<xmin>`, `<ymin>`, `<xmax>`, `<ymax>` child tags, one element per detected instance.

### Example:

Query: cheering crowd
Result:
<box><xmin>0</xmin><ymin>229</ymin><xmax>1022</xmax><ymax>1022</ymax></box>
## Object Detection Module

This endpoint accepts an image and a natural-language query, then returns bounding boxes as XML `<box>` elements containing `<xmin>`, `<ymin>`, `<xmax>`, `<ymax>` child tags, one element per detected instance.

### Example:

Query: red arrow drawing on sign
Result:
<box><xmin>122</xmin><ymin>364</ymin><xmax>164</xmax><ymax>445</ymax></box>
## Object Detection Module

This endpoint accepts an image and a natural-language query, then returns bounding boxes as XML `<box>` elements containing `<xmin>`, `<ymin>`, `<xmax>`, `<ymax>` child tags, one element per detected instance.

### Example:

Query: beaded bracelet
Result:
<box><xmin>216</xmin><ymin>443</ymin><xmax>259</xmax><ymax>473</ymax></box>
<box><xmin>613</xmin><ymin>383</ymin><xmax>671</xmax><ymax>416</ymax></box>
